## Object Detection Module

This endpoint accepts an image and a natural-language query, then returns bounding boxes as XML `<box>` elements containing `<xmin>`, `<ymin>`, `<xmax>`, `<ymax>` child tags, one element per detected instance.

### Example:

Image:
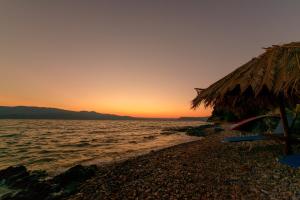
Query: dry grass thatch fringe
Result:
<box><xmin>192</xmin><ymin>42</ymin><xmax>300</xmax><ymax>110</ymax></box>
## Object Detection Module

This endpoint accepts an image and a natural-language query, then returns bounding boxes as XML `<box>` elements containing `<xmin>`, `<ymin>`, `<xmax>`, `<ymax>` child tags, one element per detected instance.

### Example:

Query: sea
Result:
<box><xmin>0</xmin><ymin>119</ymin><xmax>205</xmax><ymax>175</ymax></box>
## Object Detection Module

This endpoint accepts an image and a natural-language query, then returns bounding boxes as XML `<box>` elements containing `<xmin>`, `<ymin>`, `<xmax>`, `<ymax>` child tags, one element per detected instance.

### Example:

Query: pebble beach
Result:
<box><xmin>68</xmin><ymin>131</ymin><xmax>300</xmax><ymax>200</ymax></box>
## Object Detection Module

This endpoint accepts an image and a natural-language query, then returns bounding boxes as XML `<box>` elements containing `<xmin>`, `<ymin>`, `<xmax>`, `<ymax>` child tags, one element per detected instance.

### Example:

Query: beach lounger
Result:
<box><xmin>222</xmin><ymin>135</ymin><xmax>267</xmax><ymax>142</ymax></box>
<box><xmin>278</xmin><ymin>154</ymin><xmax>300</xmax><ymax>168</ymax></box>
<box><xmin>222</xmin><ymin>116</ymin><xmax>293</xmax><ymax>143</ymax></box>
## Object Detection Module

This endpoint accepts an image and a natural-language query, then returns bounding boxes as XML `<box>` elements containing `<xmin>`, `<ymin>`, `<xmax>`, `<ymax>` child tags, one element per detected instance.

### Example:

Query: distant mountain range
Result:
<box><xmin>0</xmin><ymin>106</ymin><xmax>208</xmax><ymax>121</ymax></box>
<box><xmin>0</xmin><ymin>106</ymin><xmax>134</xmax><ymax>120</ymax></box>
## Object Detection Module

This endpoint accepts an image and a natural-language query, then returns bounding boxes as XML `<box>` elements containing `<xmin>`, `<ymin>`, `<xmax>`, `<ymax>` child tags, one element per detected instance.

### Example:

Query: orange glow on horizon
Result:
<box><xmin>0</xmin><ymin>87</ymin><xmax>212</xmax><ymax>118</ymax></box>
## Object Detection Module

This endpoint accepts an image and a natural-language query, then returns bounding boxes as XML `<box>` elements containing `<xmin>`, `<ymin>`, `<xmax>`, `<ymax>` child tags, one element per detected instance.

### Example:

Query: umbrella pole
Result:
<box><xmin>279</xmin><ymin>99</ymin><xmax>291</xmax><ymax>155</ymax></box>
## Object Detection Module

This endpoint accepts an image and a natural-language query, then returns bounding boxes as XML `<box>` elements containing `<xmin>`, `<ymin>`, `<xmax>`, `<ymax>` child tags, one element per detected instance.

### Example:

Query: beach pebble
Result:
<box><xmin>62</xmin><ymin>131</ymin><xmax>300</xmax><ymax>200</ymax></box>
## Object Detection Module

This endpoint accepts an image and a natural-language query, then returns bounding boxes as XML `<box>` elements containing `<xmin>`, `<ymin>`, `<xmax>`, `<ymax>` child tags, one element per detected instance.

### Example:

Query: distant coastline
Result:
<box><xmin>0</xmin><ymin>106</ymin><xmax>208</xmax><ymax>121</ymax></box>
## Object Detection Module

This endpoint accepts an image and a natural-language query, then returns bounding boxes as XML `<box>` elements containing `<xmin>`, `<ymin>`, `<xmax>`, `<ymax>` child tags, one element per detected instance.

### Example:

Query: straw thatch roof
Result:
<box><xmin>192</xmin><ymin>42</ymin><xmax>300</xmax><ymax>110</ymax></box>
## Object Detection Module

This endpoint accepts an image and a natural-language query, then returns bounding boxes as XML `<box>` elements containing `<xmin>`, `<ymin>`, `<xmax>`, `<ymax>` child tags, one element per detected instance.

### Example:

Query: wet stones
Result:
<box><xmin>0</xmin><ymin>166</ymin><xmax>50</xmax><ymax>200</ymax></box>
<box><xmin>52</xmin><ymin>165</ymin><xmax>97</xmax><ymax>197</ymax></box>
<box><xmin>0</xmin><ymin>165</ymin><xmax>98</xmax><ymax>200</ymax></box>
<box><xmin>161</xmin><ymin>124</ymin><xmax>216</xmax><ymax>136</ymax></box>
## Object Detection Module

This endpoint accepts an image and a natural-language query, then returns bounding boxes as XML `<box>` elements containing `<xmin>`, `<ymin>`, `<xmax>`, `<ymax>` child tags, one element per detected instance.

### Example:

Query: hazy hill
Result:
<box><xmin>0</xmin><ymin>106</ymin><xmax>135</xmax><ymax>120</ymax></box>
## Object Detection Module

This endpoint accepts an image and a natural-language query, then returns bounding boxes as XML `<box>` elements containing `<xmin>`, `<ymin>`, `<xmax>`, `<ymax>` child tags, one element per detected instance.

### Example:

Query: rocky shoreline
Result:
<box><xmin>2</xmin><ymin>129</ymin><xmax>300</xmax><ymax>199</ymax></box>
<box><xmin>0</xmin><ymin>164</ymin><xmax>98</xmax><ymax>200</ymax></box>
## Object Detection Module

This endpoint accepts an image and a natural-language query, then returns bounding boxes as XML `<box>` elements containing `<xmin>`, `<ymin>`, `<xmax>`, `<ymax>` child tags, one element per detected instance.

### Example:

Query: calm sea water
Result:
<box><xmin>0</xmin><ymin>120</ymin><xmax>204</xmax><ymax>175</ymax></box>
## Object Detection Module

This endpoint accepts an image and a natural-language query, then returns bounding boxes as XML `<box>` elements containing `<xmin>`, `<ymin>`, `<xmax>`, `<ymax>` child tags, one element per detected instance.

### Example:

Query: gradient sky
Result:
<box><xmin>1</xmin><ymin>1</ymin><xmax>300</xmax><ymax>118</ymax></box>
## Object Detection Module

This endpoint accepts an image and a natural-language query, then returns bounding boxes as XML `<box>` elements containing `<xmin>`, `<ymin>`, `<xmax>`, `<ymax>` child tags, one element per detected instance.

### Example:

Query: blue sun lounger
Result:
<box><xmin>278</xmin><ymin>155</ymin><xmax>300</xmax><ymax>168</ymax></box>
<box><xmin>222</xmin><ymin>135</ymin><xmax>267</xmax><ymax>142</ymax></box>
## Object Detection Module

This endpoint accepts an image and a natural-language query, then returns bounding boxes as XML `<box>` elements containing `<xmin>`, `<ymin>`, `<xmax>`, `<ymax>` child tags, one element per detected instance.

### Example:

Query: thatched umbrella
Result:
<box><xmin>192</xmin><ymin>42</ymin><xmax>300</xmax><ymax>154</ymax></box>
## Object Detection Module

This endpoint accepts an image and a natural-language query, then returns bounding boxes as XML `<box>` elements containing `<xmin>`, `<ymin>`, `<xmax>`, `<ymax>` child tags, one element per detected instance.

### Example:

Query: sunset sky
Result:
<box><xmin>1</xmin><ymin>1</ymin><xmax>300</xmax><ymax>118</ymax></box>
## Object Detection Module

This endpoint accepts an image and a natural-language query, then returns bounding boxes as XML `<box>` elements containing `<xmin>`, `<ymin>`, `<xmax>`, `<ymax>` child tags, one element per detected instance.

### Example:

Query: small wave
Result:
<box><xmin>60</xmin><ymin>131</ymin><xmax>75</xmax><ymax>134</ymax></box>
<box><xmin>34</xmin><ymin>157</ymin><xmax>55</xmax><ymax>163</ymax></box>
<box><xmin>76</xmin><ymin>142</ymin><xmax>91</xmax><ymax>147</ymax></box>
<box><xmin>90</xmin><ymin>143</ymin><xmax>108</xmax><ymax>147</ymax></box>
<box><xmin>18</xmin><ymin>155</ymin><xmax>30</xmax><ymax>160</ymax></box>
<box><xmin>143</xmin><ymin>135</ymin><xmax>156</xmax><ymax>140</ymax></box>
<box><xmin>6</xmin><ymin>141</ymin><xmax>18</xmax><ymax>145</ymax></box>
<box><xmin>140</xmin><ymin>125</ymin><xmax>158</xmax><ymax>128</ymax></box>
<box><xmin>37</xmin><ymin>150</ymin><xmax>52</xmax><ymax>154</ymax></box>
<box><xmin>0</xmin><ymin>133</ymin><xmax>21</xmax><ymax>138</ymax></box>
<box><xmin>88</xmin><ymin>130</ymin><xmax>108</xmax><ymax>134</ymax></box>
<box><xmin>15</xmin><ymin>148</ymin><xmax>29</xmax><ymax>153</ymax></box>
<box><xmin>160</xmin><ymin>131</ymin><xmax>176</xmax><ymax>135</ymax></box>
<box><xmin>102</xmin><ymin>138</ymin><xmax>118</xmax><ymax>143</ymax></box>
<box><xmin>57</xmin><ymin>142</ymin><xmax>91</xmax><ymax>148</ymax></box>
